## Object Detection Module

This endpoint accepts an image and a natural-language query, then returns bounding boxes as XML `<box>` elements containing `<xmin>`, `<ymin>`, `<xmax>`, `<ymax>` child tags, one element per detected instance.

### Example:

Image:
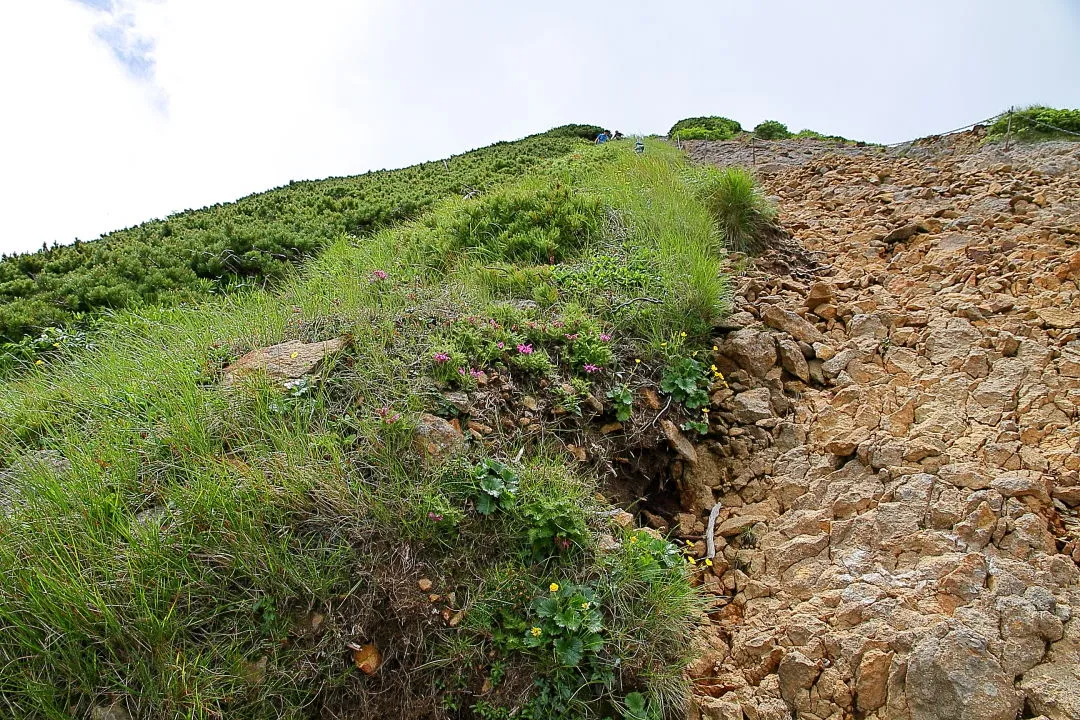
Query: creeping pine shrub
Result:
<box><xmin>753</xmin><ymin>120</ymin><xmax>792</xmax><ymax>140</ymax></box>
<box><xmin>692</xmin><ymin>166</ymin><xmax>777</xmax><ymax>254</ymax></box>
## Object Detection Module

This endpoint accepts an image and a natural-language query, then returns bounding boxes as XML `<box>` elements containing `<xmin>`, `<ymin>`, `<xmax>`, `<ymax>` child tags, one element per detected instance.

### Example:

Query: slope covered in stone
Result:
<box><xmin>677</xmin><ymin>136</ymin><xmax>1080</xmax><ymax>720</ymax></box>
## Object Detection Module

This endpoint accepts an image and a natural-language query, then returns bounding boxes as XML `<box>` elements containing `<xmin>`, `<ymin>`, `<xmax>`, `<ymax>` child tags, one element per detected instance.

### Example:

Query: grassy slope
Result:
<box><xmin>0</xmin><ymin>140</ymin><xmax>732</xmax><ymax>719</ymax></box>
<box><xmin>0</xmin><ymin>129</ymin><xmax>594</xmax><ymax>344</ymax></box>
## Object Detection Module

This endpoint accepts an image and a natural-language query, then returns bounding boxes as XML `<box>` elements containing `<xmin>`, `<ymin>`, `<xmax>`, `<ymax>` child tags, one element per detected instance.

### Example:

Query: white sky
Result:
<box><xmin>0</xmin><ymin>0</ymin><xmax>1077</xmax><ymax>255</ymax></box>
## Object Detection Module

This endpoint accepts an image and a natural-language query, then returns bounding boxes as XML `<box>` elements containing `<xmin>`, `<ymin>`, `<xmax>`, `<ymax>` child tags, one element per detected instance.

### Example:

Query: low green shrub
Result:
<box><xmin>988</xmin><ymin>106</ymin><xmax>1080</xmax><ymax>141</ymax></box>
<box><xmin>669</xmin><ymin>116</ymin><xmax>743</xmax><ymax>140</ymax></box>
<box><xmin>753</xmin><ymin>120</ymin><xmax>792</xmax><ymax>140</ymax></box>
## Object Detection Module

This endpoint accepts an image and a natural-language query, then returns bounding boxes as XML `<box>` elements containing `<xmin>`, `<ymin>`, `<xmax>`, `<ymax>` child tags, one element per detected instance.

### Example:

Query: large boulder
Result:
<box><xmin>1021</xmin><ymin>621</ymin><xmax>1080</xmax><ymax>720</ymax></box>
<box><xmin>905</xmin><ymin>627</ymin><xmax>1022</xmax><ymax>720</ymax></box>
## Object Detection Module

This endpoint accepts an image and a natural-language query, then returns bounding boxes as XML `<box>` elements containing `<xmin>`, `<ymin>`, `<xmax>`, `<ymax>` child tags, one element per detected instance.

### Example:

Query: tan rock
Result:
<box><xmin>763</xmin><ymin>305</ymin><xmax>826</xmax><ymax>345</ymax></box>
<box><xmin>856</xmin><ymin>649</ymin><xmax>892</xmax><ymax>712</ymax></box>
<box><xmin>224</xmin><ymin>337</ymin><xmax>346</xmax><ymax>386</ymax></box>
<box><xmin>661</xmin><ymin>419</ymin><xmax>697</xmax><ymax>462</ymax></box>
<box><xmin>412</xmin><ymin>413</ymin><xmax>464</xmax><ymax>465</ymax></box>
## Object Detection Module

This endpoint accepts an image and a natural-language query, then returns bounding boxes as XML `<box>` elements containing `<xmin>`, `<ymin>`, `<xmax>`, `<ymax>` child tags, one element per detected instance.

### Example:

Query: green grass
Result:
<box><xmin>0</xmin><ymin>138</ymin><xmax>726</xmax><ymax>719</ymax></box>
<box><xmin>692</xmin><ymin>166</ymin><xmax>778</xmax><ymax>255</ymax></box>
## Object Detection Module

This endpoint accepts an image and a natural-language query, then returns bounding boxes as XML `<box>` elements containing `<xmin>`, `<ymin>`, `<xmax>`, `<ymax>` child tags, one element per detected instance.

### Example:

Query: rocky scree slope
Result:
<box><xmin>673</xmin><ymin>137</ymin><xmax>1080</xmax><ymax>720</ymax></box>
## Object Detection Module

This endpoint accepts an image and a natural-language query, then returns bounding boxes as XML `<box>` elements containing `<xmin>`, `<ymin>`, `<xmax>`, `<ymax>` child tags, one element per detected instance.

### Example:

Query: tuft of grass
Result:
<box><xmin>691</xmin><ymin>166</ymin><xmax>777</xmax><ymax>255</ymax></box>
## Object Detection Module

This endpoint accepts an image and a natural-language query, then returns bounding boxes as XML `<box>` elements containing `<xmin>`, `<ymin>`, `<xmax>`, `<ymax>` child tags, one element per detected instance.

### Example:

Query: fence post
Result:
<box><xmin>751</xmin><ymin>136</ymin><xmax>756</xmax><ymax>166</ymax></box>
<box><xmin>1004</xmin><ymin>107</ymin><xmax>1013</xmax><ymax>152</ymax></box>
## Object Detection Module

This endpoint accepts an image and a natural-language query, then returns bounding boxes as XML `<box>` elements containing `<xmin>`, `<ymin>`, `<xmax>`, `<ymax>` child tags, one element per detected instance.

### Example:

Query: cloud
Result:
<box><xmin>1</xmin><ymin>0</ymin><xmax>1078</xmax><ymax>256</ymax></box>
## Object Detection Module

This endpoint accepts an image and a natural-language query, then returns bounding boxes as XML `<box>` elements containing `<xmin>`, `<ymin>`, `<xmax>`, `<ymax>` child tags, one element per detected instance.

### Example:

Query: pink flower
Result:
<box><xmin>564</xmin><ymin>333</ymin><xmax>579</xmax><ymax>341</ymax></box>
<box><xmin>497</xmin><ymin>342</ymin><xmax>505</xmax><ymax>349</ymax></box>
<box><xmin>427</xmin><ymin>511</ymin><xmax>444</xmax><ymax>522</ymax></box>
<box><xmin>469</xmin><ymin>368</ymin><xmax>484</xmax><ymax>379</ymax></box>
<box><xmin>583</xmin><ymin>364</ymin><xmax>601</xmax><ymax>373</ymax></box>
<box><xmin>457</xmin><ymin>367</ymin><xmax>467</xmax><ymax>376</ymax></box>
<box><xmin>371</xmin><ymin>270</ymin><xmax>388</xmax><ymax>281</ymax></box>
<box><xmin>433</xmin><ymin>352</ymin><xmax>451</xmax><ymax>363</ymax></box>
<box><xmin>376</xmin><ymin>406</ymin><xmax>401</xmax><ymax>424</ymax></box>
<box><xmin>599</xmin><ymin>333</ymin><xmax>611</xmax><ymax>342</ymax></box>
<box><xmin>517</xmin><ymin>343</ymin><xmax>534</xmax><ymax>355</ymax></box>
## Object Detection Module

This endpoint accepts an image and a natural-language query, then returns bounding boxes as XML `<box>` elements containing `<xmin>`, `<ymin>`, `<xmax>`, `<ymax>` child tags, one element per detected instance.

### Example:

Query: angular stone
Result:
<box><xmin>719</xmin><ymin>328</ymin><xmax>778</xmax><ymax>378</ymax></box>
<box><xmin>906</xmin><ymin>627</ymin><xmax>1022</xmax><ymax>720</ymax></box>
<box><xmin>716</xmin><ymin>513</ymin><xmax>768</xmax><ymax>537</ymax></box>
<box><xmin>1021</xmin><ymin>623</ymin><xmax>1080</xmax><ymax>720</ymax></box>
<box><xmin>225</xmin><ymin>338</ymin><xmax>346</xmax><ymax>386</ymax></box>
<box><xmin>805</xmin><ymin>282</ymin><xmax>836</xmax><ymax>308</ymax></box>
<box><xmin>777</xmin><ymin>650</ymin><xmax>820</xmax><ymax>706</ymax></box>
<box><xmin>762</xmin><ymin>305</ymin><xmax>825</xmax><ymax>345</ymax></box>
<box><xmin>777</xmin><ymin>337</ymin><xmax>810</xmax><ymax>381</ymax></box>
<box><xmin>661</xmin><ymin>419</ymin><xmax>698</xmax><ymax>463</ymax></box>
<box><xmin>732</xmin><ymin>388</ymin><xmax>774</xmax><ymax>424</ymax></box>
<box><xmin>856</xmin><ymin>649</ymin><xmax>892</xmax><ymax>712</ymax></box>
<box><xmin>1037</xmin><ymin>308</ymin><xmax>1080</xmax><ymax>329</ymax></box>
<box><xmin>412</xmin><ymin>413</ymin><xmax>464</xmax><ymax>465</ymax></box>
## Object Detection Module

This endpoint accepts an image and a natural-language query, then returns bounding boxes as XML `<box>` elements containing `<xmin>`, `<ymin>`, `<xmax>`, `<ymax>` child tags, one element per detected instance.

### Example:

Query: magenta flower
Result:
<box><xmin>497</xmin><ymin>342</ymin><xmax>505</xmax><ymax>349</ymax></box>
<box><xmin>470</xmin><ymin>368</ymin><xmax>484</xmax><ymax>379</ymax></box>
<box><xmin>371</xmin><ymin>270</ymin><xmax>388</xmax><ymax>281</ymax></box>
<box><xmin>376</xmin><ymin>406</ymin><xmax>401</xmax><ymax>424</ymax></box>
<box><xmin>517</xmin><ymin>343</ymin><xmax>534</xmax><ymax>355</ymax></box>
<box><xmin>583</xmin><ymin>363</ymin><xmax>601</xmax><ymax>374</ymax></box>
<box><xmin>433</xmin><ymin>352</ymin><xmax>451</xmax><ymax>363</ymax></box>
<box><xmin>599</xmin><ymin>333</ymin><xmax>612</xmax><ymax>342</ymax></box>
<box><xmin>427</xmin><ymin>511</ymin><xmax>444</xmax><ymax>522</ymax></box>
<box><xmin>457</xmin><ymin>367</ymin><xmax>467</xmax><ymax>376</ymax></box>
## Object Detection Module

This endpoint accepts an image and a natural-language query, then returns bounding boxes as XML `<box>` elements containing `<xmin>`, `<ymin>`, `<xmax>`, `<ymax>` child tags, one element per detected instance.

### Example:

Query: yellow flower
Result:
<box><xmin>702</xmin><ymin>407</ymin><xmax>709</xmax><ymax>414</ymax></box>
<box><xmin>634</xmin><ymin>358</ymin><xmax>641</xmax><ymax>364</ymax></box>
<box><xmin>290</xmin><ymin>351</ymin><xmax>299</xmax><ymax>359</ymax></box>
<box><xmin>629</xmin><ymin>535</ymin><xmax>638</xmax><ymax>543</ymax></box>
<box><xmin>686</xmin><ymin>556</ymin><xmax>697</xmax><ymax>565</ymax></box>
<box><xmin>660</xmin><ymin>342</ymin><xmax>667</xmax><ymax>347</ymax></box>
<box><xmin>549</xmin><ymin>583</ymin><xmax>560</xmax><ymax>593</ymax></box>
<box><xmin>34</xmin><ymin>360</ymin><xmax>44</xmax><ymax>366</ymax></box>
<box><xmin>704</xmin><ymin>558</ymin><xmax>713</xmax><ymax>567</ymax></box>
<box><xmin>680</xmin><ymin>331</ymin><xmax>687</xmax><ymax>338</ymax></box>
<box><xmin>710</xmin><ymin>364</ymin><xmax>718</xmax><ymax>371</ymax></box>
<box><xmin>712</xmin><ymin>345</ymin><xmax>718</xmax><ymax>351</ymax></box>
<box><xmin>530</xmin><ymin>626</ymin><xmax>542</xmax><ymax>637</ymax></box>
<box><xmin>581</xmin><ymin>602</ymin><xmax>590</xmax><ymax>610</ymax></box>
